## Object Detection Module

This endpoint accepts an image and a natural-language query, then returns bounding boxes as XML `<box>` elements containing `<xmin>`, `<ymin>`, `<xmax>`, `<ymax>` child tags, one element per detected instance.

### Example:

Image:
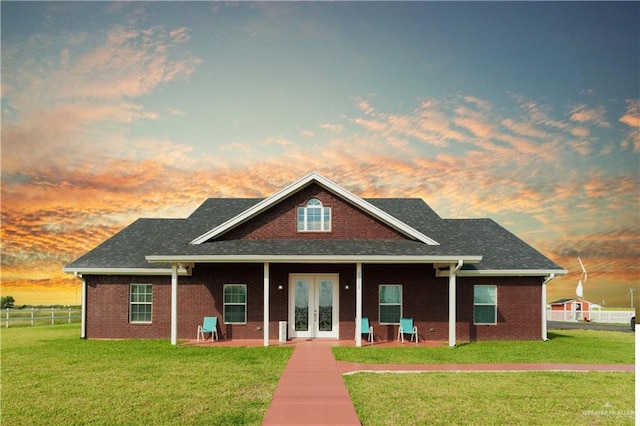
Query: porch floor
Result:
<box><xmin>183</xmin><ymin>337</ymin><xmax>447</xmax><ymax>347</ymax></box>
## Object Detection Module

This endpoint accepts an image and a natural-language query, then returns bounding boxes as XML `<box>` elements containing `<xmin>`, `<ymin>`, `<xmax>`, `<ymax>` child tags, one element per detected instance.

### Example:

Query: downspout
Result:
<box><xmin>541</xmin><ymin>274</ymin><xmax>555</xmax><ymax>341</ymax></box>
<box><xmin>448</xmin><ymin>260</ymin><xmax>464</xmax><ymax>348</ymax></box>
<box><xmin>75</xmin><ymin>272</ymin><xmax>87</xmax><ymax>339</ymax></box>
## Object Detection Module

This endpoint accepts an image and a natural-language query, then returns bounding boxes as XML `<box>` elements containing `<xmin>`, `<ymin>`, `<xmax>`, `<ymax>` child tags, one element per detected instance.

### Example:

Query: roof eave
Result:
<box><xmin>62</xmin><ymin>267</ymin><xmax>192</xmax><ymax>276</ymax></box>
<box><xmin>146</xmin><ymin>254</ymin><xmax>482</xmax><ymax>264</ymax></box>
<box><xmin>436</xmin><ymin>268</ymin><xmax>568</xmax><ymax>277</ymax></box>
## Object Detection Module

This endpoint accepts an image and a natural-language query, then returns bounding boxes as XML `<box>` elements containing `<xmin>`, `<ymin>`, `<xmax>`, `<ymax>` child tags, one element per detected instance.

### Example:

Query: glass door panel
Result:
<box><xmin>294</xmin><ymin>279</ymin><xmax>309</xmax><ymax>332</ymax></box>
<box><xmin>317</xmin><ymin>279</ymin><xmax>333</xmax><ymax>332</ymax></box>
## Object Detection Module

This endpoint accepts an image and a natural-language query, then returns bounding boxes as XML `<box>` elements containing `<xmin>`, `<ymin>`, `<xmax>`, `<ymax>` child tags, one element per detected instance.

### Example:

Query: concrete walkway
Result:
<box><xmin>262</xmin><ymin>340</ymin><xmax>361</xmax><ymax>426</ymax></box>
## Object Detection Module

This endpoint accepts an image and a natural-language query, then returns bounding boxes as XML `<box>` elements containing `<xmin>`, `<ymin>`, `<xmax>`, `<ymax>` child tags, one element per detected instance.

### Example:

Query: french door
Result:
<box><xmin>288</xmin><ymin>274</ymin><xmax>339</xmax><ymax>338</ymax></box>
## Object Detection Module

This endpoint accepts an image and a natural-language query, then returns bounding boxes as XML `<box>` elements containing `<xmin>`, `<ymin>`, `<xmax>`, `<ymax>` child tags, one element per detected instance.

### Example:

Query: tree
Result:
<box><xmin>1</xmin><ymin>296</ymin><xmax>15</xmax><ymax>309</ymax></box>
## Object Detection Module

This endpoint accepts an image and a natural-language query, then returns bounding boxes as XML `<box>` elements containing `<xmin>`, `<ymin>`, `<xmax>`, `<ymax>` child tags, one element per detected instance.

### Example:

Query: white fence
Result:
<box><xmin>4</xmin><ymin>308</ymin><xmax>81</xmax><ymax>328</ymax></box>
<box><xmin>547</xmin><ymin>309</ymin><xmax>635</xmax><ymax>323</ymax></box>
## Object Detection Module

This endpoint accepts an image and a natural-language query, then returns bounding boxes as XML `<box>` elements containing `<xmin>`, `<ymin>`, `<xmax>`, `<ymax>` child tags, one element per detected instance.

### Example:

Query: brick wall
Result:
<box><xmin>86</xmin><ymin>265</ymin><xmax>542</xmax><ymax>341</ymax></box>
<box><xmin>85</xmin><ymin>275</ymin><xmax>172</xmax><ymax>338</ymax></box>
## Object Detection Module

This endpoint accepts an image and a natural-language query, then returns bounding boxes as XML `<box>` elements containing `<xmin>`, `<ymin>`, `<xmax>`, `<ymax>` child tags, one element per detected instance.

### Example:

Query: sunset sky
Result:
<box><xmin>2</xmin><ymin>2</ymin><xmax>638</xmax><ymax>307</ymax></box>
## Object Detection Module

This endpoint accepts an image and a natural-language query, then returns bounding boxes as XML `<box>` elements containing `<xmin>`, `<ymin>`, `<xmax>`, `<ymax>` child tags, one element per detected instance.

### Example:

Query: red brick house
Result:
<box><xmin>64</xmin><ymin>173</ymin><xmax>566</xmax><ymax>346</ymax></box>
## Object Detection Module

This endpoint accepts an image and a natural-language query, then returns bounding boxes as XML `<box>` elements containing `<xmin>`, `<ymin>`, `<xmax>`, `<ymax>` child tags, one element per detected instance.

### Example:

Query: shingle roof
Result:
<box><xmin>64</xmin><ymin>196</ymin><xmax>563</xmax><ymax>274</ymax></box>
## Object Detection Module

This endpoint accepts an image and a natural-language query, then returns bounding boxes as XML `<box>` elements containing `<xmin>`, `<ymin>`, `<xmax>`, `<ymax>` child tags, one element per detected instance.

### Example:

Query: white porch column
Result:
<box><xmin>449</xmin><ymin>261</ymin><xmax>463</xmax><ymax>348</ymax></box>
<box><xmin>171</xmin><ymin>263</ymin><xmax>178</xmax><ymax>346</ymax></box>
<box><xmin>355</xmin><ymin>262</ymin><xmax>363</xmax><ymax>347</ymax></box>
<box><xmin>541</xmin><ymin>279</ymin><xmax>548</xmax><ymax>341</ymax></box>
<box><xmin>263</xmin><ymin>262</ymin><xmax>270</xmax><ymax>347</ymax></box>
<box><xmin>80</xmin><ymin>276</ymin><xmax>87</xmax><ymax>339</ymax></box>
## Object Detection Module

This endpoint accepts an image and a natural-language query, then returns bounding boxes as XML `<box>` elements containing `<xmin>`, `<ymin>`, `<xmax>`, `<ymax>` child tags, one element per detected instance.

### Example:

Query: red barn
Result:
<box><xmin>549</xmin><ymin>298</ymin><xmax>596</xmax><ymax>321</ymax></box>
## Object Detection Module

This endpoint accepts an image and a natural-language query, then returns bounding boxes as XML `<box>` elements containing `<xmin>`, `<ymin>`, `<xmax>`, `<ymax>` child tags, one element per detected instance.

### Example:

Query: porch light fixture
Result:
<box><xmin>343</xmin><ymin>284</ymin><xmax>350</xmax><ymax>290</ymax></box>
<box><xmin>277</xmin><ymin>284</ymin><xmax>284</xmax><ymax>290</ymax></box>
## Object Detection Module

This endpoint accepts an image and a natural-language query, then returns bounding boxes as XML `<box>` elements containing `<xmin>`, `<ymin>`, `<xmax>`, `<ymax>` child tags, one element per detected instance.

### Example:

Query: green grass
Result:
<box><xmin>333</xmin><ymin>330</ymin><xmax>634</xmax><ymax>364</ymax></box>
<box><xmin>344</xmin><ymin>372</ymin><xmax>635</xmax><ymax>426</ymax></box>
<box><xmin>338</xmin><ymin>330</ymin><xmax>635</xmax><ymax>425</ymax></box>
<box><xmin>2</xmin><ymin>326</ymin><xmax>635</xmax><ymax>426</ymax></box>
<box><xmin>1</xmin><ymin>325</ymin><xmax>293</xmax><ymax>425</ymax></box>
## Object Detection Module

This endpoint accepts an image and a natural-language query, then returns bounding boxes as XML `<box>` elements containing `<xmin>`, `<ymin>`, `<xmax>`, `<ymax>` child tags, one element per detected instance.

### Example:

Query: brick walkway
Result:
<box><xmin>337</xmin><ymin>361</ymin><xmax>634</xmax><ymax>374</ymax></box>
<box><xmin>262</xmin><ymin>340</ymin><xmax>360</xmax><ymax>426</ymax></box>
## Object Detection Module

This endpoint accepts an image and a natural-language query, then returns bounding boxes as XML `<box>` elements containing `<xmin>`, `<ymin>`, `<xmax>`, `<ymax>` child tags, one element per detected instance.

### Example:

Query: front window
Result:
<box><xmin>474</xmin><ymin>285</ymin><xmax>497</xmax><ymax>324</ymax></box>
<box><xmin>224</xmin><ymin>284</ymin><xmax>247</xmax><ymax>324</ymax></box>
<box><xmin>379</xmin><ymin>284</ymin><xmax>402</xmax><ymax>324</ymax></box>
<box><xmin>297</xmin><ymin>198</ymin><xmax>331</xmax><ymax>231</ymax></box>
<box><xmin>130</xmin><ymin>284</ymin><xmax>152</xmax><ymax>323</ymax></box>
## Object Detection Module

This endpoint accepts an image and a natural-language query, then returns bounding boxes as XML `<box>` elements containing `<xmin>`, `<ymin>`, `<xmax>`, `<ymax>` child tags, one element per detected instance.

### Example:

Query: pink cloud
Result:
<box><xmin>262</xmin><ymin>136</ymin><xmax>293</xmax><ymax>146</ymax></box>
<box><xmin>570</xmin><ymin>140</ymin><xmax>592</xmax><ymax>156</ymax></box>
<box><xmin>169</xmin><ymin>27</ymin><xmax>191</xmax><ymax>43</ymax></box>
<box><xmin>320</xmin><ymin>123</ymin><xmax>343</xmax><ymax>133</ymax></box>
<box><xmin>619</xmin><ymin>99</ymin><xmax>640</xmax><ymax>153</ymax></box>
<box><xmin>569</xmin><ymin>104</ymin><xmax>610</xmax><ymax>127</ymax></box>
<box><xmin>570</xmin><ymin>127</ymin><xmax>590</xmax><ymax>137</ymax></box>
<box><xmin>501</xmin><ymin>118</ymin><xmax>548</xmax><ymax>139</ymax></box>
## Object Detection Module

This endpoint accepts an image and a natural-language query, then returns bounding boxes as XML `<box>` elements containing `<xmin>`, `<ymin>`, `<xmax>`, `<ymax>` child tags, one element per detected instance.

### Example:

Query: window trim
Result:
<box><xmin>223</xmin><ymin>284</ymin><xmax>247</xmax><ymax>324</ymax></box>
<box><xmin>297</xmin><ymin>198</ymin><xmax>331</xmax><ymax>232</ymax></box>
<box><xmin>474</xmin><ymin>284</ymin><xmax>497</xmax><ymax>325</ymax></box>
<box><xmin>129</xmin><ymin>283</ymin><xmax>153</xmax><ymax>324</ymax></box>
<box><xmin>378</xmin><ymin>284</ymin><xmax>402</xmax><ymax>325</ymax></box>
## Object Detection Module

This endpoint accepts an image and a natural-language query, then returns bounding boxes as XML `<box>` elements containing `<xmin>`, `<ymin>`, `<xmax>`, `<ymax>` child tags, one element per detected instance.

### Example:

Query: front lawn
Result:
<box><xmin>337</xmin><ymin>330</ymin><xmax>635</xmax><ymax>425</ymax></box>
<box><xmin>345</xmin><ymin>371</ymin><xmax>635</xmax><ymax>426</ymax></box>
<box><xmin>1</xmin><ymin>325</ymin><xmax>293</xmax><ymax>425</ymax></box>
<box><xmin>333</xmin><ymin>330</ymin><xmax>634</xmax><ymax>364</ymax></box>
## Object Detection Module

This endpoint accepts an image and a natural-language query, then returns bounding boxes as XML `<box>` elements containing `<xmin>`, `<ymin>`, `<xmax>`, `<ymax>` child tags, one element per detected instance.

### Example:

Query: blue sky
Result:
<box><xmin>1</xmin><ymin>1</ymin><xmax>638</xmax><ymax>306</ymax></box>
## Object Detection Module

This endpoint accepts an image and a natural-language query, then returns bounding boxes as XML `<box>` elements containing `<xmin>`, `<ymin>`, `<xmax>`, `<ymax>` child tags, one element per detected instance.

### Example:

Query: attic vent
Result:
<box><xmin>297</xmin><ymin>198</ymin><xmax>331</xmax><ymax>232</ymax></box>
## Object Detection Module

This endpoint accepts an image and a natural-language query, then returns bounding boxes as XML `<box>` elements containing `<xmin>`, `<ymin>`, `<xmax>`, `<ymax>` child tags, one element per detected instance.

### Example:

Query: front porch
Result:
<box><xmin>159</xmin><ymin>260</ymin><xmax>478</xmax><ymax>348</ymax></box>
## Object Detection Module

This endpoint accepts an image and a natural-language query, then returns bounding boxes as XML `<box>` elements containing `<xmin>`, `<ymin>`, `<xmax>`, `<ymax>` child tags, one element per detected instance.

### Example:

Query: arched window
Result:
<box><xmin>297</xmin><ymin>198</ymin><xmax>331</xmax><ymax>231</ymax></box>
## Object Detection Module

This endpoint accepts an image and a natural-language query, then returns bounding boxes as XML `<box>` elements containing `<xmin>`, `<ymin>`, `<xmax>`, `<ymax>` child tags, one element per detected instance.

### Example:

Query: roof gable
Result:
<box><xmin>190</xmin><ymin>172</ymin><xmax>439</xmax><ymax>245</ymax></box>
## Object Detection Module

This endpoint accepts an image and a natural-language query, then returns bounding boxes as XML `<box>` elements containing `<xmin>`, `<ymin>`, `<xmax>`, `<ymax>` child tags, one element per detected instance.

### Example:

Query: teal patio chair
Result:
<box><xmin>197</xmin><ymin>316</ymin><xmax>219</xmax><ymax>341</ymax></box>
<box><xmin>397</xmin><ymin>317</ymin><xmax>418</xmax><ymax>343</ymax></box>
<box><xmin>361</xmin><ymin>317</ymin><xmax>374</xmax><ymax>343</ymax></box>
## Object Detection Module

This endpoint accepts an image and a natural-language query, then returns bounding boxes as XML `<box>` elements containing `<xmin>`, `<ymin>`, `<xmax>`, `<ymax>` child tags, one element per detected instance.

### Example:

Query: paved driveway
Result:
<box><xmin>548</xmin><ymin>320</ymin><xmax>633</xmax><ymax>333</ymax></box>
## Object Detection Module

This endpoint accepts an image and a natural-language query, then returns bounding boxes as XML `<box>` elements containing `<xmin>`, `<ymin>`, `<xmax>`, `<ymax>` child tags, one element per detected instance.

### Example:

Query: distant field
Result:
<box><xmin>1</xmin><ymin>325</ymin><xmax>293</xmax><ymax>425</ymax></box>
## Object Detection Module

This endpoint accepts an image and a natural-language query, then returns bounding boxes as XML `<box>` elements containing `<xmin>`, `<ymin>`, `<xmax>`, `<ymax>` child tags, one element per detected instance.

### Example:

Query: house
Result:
<box><xmin>549</xmin><ymin>298</ymin><xmax>598</xmax><ymax>321</ymax></box>
<box><xmin>63</xmin><ymin>173</ymin><xmax>566</xmax><ymax>346</ymax></box>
